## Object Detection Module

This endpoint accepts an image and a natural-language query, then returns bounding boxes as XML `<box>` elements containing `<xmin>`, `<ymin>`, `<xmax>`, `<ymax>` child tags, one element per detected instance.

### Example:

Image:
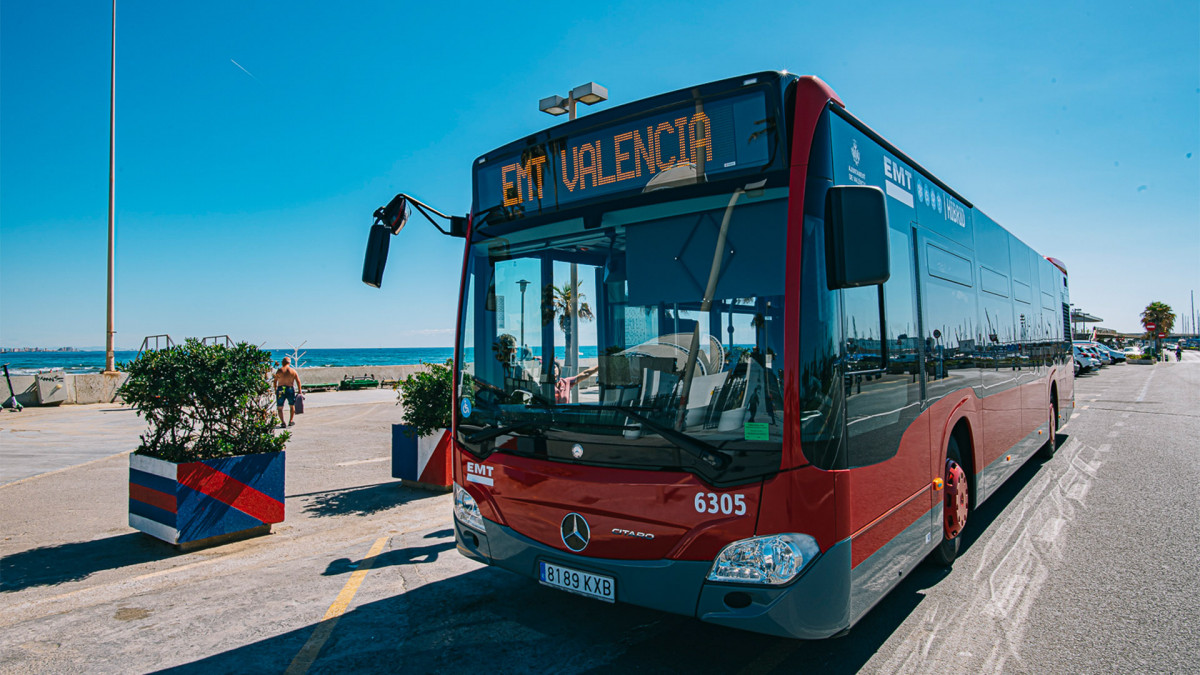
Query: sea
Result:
<box><xmin>1</xmin><ymin>346</ymin><xmax>602</xmax><ymax>375</ymax></box>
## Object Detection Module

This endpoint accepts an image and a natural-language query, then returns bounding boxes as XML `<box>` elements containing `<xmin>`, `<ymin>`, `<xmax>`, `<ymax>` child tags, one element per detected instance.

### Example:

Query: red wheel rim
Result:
<box><xmin>944</xmin><ymin>459</ymin><xmax>968</xmax><ymax>539</ymax></box>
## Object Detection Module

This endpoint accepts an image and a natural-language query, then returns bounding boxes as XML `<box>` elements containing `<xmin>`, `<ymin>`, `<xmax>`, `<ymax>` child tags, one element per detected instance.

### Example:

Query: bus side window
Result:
<box><xmin>842</xmin><ymin>226</ymin><xmax>922</xmax><ymax>469</ymax></box>
<box><xmin>843</xmin><ymin>286</ymin><xmax>884</xmax><ymax>374</ymax></box>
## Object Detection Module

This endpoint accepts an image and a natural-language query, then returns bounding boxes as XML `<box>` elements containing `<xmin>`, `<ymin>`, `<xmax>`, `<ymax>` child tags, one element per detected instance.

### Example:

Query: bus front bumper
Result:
<box><xmin>455</xmin><ymin>517</ymin><xmax>852</xmax><ymax>640</ymax></box>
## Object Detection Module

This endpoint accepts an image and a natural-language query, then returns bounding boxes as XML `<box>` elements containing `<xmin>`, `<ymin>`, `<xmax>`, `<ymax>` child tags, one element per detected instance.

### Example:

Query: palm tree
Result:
<box><xmin>1141</xmin><ymin>301</ymin><xmax>1176</xmax><ymax>336</ymax></box>
<box><xmin>543</xmin><ymin>281</ymin><xmax>594</xmax><ymax>370</ymax></box>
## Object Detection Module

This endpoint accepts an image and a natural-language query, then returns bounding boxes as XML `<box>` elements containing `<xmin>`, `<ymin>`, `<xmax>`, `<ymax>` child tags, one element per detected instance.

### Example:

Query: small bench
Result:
<box><xmin>339</xmin><ymin>377</ymin><xmax>380</xmax><ymax>390</ymax></box>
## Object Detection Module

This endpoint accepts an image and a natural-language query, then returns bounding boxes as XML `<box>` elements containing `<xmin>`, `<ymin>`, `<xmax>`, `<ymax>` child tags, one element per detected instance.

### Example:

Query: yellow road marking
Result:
<box><xmin>285</xmin><ymin>536</ymin><xmax>389</xmax><ymax>675</ymax></box>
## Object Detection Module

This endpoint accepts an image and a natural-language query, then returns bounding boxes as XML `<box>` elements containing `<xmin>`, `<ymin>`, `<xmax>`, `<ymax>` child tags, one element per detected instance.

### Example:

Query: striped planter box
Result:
<box><xmin>391</xmin><ymin>426</ymin><xmax>452</xmax><ymax>490</ymax></box>
<box><xmin>129</xmin><ymin>451</ymin><xmax>285</xmax><ymax>548</ymax></box>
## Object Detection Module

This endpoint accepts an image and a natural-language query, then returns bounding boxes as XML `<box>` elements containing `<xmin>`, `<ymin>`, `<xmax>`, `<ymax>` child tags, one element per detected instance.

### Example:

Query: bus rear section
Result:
<box><xmin>439</xmin><ymin>71</ymin><xmax>1071</xmax><ymax>640</ymax></box>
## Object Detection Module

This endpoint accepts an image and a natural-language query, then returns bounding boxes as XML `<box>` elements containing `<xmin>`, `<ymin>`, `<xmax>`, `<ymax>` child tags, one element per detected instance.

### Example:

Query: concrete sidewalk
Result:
<box><xmin>0</xmin><ymin>386</ymin><xmax>460</xmax><ymax>674</ymax></box>
<box><xmin>0</xmin><ymin>388</ymin><xmax>398</xmax><ymax>485</ymax></box>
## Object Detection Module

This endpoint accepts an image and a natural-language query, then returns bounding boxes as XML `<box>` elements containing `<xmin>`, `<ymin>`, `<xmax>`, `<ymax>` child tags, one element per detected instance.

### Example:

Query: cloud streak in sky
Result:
<box><xmin>230</xmin><ymin>59</ymin><xmax>257</xmax><ymax>80</ymax></box>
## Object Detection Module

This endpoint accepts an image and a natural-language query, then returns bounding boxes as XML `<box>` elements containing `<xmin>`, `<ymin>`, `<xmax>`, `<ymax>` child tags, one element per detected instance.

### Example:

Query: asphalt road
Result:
<box><xmin>1</xmin><ymin>355</ymin><xmax>1197</xmax><ymax>674</ymax></box>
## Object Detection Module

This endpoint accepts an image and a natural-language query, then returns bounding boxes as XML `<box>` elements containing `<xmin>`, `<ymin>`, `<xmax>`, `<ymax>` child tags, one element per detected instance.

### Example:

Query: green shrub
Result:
<box><xmin>395</xmin><ymin>360</ymin><xmax>453</xmax><ymax>437</ymax></box>
<box><xmin>119</xmin><ymin>339</ymin><xmax>287</xmax><ymax>462</ymax></box>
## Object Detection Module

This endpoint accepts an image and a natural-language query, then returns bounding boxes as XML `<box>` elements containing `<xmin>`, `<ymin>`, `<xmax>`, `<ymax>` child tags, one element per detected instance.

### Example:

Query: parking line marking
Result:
<box><xmin>336</xmin><ymin>456</ymin><xmax>390</xmax><ymax>467</ymax></box>
<box><xmin>1135</xmin><ymin>369</ymin><xmax>1155</xmax><ymax>402</ymax></box>
<box><xmin>285</xmin><ymin>536</ymin><xmax>389</xmax><ymax>675</ymax></box>
<box><xmin>1</xmin><ymin>449</ymin><xmax>133</xmax><ymax>489</ymax></box>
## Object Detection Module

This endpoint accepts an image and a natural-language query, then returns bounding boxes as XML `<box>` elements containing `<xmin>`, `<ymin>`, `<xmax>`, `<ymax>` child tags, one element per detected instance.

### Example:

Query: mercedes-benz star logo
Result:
<box><xmin>560</xmin><ymin>513</ymin><xmax>590</xmax><ymax>552</ymax></box>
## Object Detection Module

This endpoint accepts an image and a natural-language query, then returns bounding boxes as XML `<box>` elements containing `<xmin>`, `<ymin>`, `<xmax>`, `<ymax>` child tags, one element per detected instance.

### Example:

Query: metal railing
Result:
<box><xmin>137</xmin><ymin>334</ymin><xmax>174</xmax><ymax>358</ymax></box>
<box><xmin>200</xmin><ymin>335</ymin><xmax>235</xmax><ymax>348</ymax></box>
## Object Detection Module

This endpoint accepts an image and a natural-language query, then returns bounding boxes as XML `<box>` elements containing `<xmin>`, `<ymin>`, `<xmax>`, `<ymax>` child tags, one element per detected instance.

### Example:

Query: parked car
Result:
<box><xmin>1098</xmin><ymin>344</ymin><xmax>1126</xmax><ymax>363</ymax></box>
<box><xmin>1123</xmin><ymin>345</ymin><xmax>1144</xmax><ymax>357</ymax></box>
<box><xmin>1073</xmin><ymin>345</ymin><xmax>1097</xmax><ymax>373</ymax></box>
<box><xmin>1074</xmin><ymin>341</ymin><xmax>1110</xmax><ymax>366</ymax></box>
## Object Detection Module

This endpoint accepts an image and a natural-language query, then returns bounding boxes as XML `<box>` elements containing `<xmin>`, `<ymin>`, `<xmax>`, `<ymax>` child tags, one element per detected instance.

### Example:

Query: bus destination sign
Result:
<box><xmin>475</xmin><ymin>89</ymin><xmax>774</xmax><ymax>216</ymax></box>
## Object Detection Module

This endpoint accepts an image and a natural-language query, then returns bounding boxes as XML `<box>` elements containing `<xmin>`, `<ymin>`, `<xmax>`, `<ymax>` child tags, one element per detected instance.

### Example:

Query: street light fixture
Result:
<box><xmin>538</xmin><ymin>95</ymin><xmax>568</xmax><ymax>116</ymax></box>
<box><xmin>517</xmin><ymin>279</ymin><xmax>530</xmax><ymax>352</ymax></box>
<box><xmin>539</xmin><ymin>81</ymin><xmax>608</xmax><ymax>121</ymax></box>
<box><xmin>570</xmin><ymin>82</ymin><xmax>608</xmax><ymax>105</ymax></box>
<box><xmin>536</xmin><ymin>81</ymin><xmax>609</xmax><ymax>398</ymax></box>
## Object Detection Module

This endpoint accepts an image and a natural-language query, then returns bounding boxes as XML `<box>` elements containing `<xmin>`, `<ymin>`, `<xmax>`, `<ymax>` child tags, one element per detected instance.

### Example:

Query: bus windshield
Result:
<box><xmin>456</xmin><ymin>187</ymin><xmax>788</xmax><ymax>485</ymax></box>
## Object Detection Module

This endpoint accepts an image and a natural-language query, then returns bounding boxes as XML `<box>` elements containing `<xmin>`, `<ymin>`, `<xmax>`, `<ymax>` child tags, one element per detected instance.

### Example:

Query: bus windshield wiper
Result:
<box><xmin>464</xmin><ymin>420</ymin><xmax>538</xmax><ymax>444</ymax></box>
<box><xmin>563</xmin><ymin>404</ymin><xmax>732</xmax><ymax>471</ymax></box>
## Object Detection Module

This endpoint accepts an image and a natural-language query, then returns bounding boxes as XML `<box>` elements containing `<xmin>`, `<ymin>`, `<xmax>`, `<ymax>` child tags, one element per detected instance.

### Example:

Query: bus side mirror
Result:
<box><xmin>362</xmin><ymin>223</ymin><xmax>392</xmax><ymax>288</ymax></box>
<box><xmin>378</xmin><ymin>195</ymin><xmax>411</xmax><ymax>234</ymax></box>
<box><xmin>362</xmin><ymin>195</ymin><xmax>413</xmax><ymax>288</ymax></box>
<box><xmin>362</xmin><ymin>193</ymin><xmax>464</xmax><ymax>288</ymax></box>
<box><xmin>825</xmin><ymin>185</ymin><xmax>890</xmax><ymax>289</ymax></box>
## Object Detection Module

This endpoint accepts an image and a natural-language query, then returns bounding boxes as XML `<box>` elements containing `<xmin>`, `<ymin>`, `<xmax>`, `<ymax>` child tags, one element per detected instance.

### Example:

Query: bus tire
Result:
<box><xmin>930</xmin><ymin>436</ymin><xmax>968</xmax><ymax>568</ymax></box>
<box><xmin>1038</xmin><ymin>400</ymin><xmax>1058</xmax><ymax>460</ymax></box>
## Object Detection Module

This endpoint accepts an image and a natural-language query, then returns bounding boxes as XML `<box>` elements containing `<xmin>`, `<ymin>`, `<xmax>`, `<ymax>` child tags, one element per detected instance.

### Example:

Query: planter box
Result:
<box><xmin>129</xmin><ymin>451</ymin><xmax>285</xmax><ymax>549</ymax></box>
<box><xmin>392</xmin><ymin>426</ymin><xmax>452</xmax><ymax>491</ymax></box>
<box><xmin>1128</xmin><ymin>358</ymin><xmax>1156</xmax><ymax>366</ymax></box>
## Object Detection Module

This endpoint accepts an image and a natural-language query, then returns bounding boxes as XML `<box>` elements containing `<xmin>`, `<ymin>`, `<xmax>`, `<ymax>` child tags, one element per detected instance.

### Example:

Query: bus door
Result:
<box><xmin>840</xmin><ymin>218</ymin><xmax>934</xmax><ymax>622</ymax></box>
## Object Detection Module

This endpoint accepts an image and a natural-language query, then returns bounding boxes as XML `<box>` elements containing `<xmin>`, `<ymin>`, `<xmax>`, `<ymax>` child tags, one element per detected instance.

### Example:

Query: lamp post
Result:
<box><xmin>538</xmin><ymin>82</ymin><xmax>608</xmax><ymax>393</ymax></box>
<box><xmin>538</xmin><ymin>82</ymin><xmax>608</xmax><ymax>122</ymax></box>
<box><xmin>517</xmin><ymin>279</ymin><xmax>530</xmax><ymax>353</ymax></box>
<box><xmin>104</xmin><ymin>0</ymin><xmax>117</xmax><ymax>374</ymax></box>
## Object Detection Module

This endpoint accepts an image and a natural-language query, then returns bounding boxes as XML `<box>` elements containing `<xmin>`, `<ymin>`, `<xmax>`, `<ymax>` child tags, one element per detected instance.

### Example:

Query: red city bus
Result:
<box><xmin>363</xmin><ymin>71</ymin><xmax>1074</xmax><ymax>638</ymax></box>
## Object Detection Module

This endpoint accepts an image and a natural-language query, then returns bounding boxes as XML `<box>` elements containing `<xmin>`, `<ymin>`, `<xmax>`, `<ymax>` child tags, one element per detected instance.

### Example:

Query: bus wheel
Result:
<box><xmin>1038</xmin><ymin>401</ymin><xmax>1058</xmax><ymax>460</ymax></box>
<box><xmin>931</xmin><ymin>436</ymin><xmax>969</xmax><ymax>567</ymax></box>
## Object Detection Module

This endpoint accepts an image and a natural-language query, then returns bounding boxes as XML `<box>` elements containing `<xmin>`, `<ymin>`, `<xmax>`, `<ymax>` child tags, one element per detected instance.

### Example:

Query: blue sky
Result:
<box><xmin>2</xmin><ymin>0</ymin><xmax>1197</xmax><ymax>348</ymax></box>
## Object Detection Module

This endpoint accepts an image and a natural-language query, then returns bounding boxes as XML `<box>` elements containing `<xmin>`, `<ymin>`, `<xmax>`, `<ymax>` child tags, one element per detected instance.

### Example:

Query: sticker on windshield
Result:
<box><xmin>460</xmin><ymin>397</ymin><xmax>472</xmax><ymax>418</ymax></box>
<box><xmin>743</xmin><ymin>422</ymin><xmax>769</xmax><ymax>441</ymax></box>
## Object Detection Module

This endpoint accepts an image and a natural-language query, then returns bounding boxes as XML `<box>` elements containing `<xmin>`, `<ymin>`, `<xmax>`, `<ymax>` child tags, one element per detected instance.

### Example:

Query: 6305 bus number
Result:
<box><xmin>694</xmin><ymin>492</ymin><xmax>746</xmax><ymax>515</ymax></box>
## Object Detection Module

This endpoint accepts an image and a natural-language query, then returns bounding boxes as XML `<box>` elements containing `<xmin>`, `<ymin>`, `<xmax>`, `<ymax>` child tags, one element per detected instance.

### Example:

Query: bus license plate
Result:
<box><xmin>539</xmin><ymin>561</ymin><xmax>615</xmax><ymax>603</ymax></box>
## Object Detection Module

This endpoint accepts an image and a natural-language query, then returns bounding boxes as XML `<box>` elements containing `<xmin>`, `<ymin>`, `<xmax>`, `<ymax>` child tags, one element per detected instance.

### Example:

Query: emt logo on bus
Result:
<box><xmin>882</xmin><ymin>156</ymin><xmax>912</xmax><ymax>190</ymax></box>
<box><xmin>500</xmin><ymin>112</ymin><xmax>715</xmax><ymax>207</ymax></box>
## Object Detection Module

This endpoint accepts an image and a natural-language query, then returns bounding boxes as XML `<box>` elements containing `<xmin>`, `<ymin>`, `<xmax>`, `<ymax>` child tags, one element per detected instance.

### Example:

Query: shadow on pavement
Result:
<box><xmin>298</xmin><ymin>482</ymin><xmax>444</xmax><ymax>519</ymax></box>
<box><xmin>322</xmin><ymin>540</ymin><xmax>456</xmax><ymax>576</ymax></box>
<box><xmin>164</xmin><ymin>444</ymin><xmax>1067</xmax><ymax>674</ymax></box>
<box><xmin>1</xmin><ymin>532</ymin><xmax>178</xmax><ymax>593</ymax></box>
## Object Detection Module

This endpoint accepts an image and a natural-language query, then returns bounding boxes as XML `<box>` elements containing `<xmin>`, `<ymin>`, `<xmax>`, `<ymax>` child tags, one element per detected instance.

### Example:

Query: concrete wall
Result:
<box><xmin>4</xmin><ymin>364</ymin><xmax>434</xmax><ymax>406</ymax></box>
<box><xmin>4</xmin><ymin>375</ymin><xmax>40</xmax><ymax>407</ymax></box>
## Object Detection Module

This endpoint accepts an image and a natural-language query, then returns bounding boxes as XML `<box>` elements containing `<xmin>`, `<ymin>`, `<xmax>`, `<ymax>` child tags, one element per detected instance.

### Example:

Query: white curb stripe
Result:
<box><xmin>129</xmin><ymin>513</ymin><xmax>179</xmax><ymax>544</ymax></box>
<box><xmin>129</xmin><ymin>454</ymin><xmax>177</xmax><ymax>480</ymax></box>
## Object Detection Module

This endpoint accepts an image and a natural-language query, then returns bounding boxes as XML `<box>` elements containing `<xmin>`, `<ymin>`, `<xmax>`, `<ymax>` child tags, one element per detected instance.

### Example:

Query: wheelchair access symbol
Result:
<box><xmin>460</xmin><ymin>397</ymin><xmax>472</xmax><ymax>418</ymax></box>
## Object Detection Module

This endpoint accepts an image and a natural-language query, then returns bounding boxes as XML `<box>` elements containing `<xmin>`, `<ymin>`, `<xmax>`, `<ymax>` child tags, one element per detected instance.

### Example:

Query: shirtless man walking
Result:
<box><xmin>273</xmin><ymin>357</ymin><xmax>302</xmax><ymax>428</ymax></box>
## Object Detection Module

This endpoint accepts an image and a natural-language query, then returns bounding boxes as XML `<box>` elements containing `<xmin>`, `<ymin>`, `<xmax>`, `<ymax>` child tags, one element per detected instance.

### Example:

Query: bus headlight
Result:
<box><xmin>453</xmin><ymin>482</ymin><xmax>486</xmax><ymax>532</ymax></box>
<box><xmin>706</xmin><ymin>534</ymin><xmax>820</xmax><ymax>585</ymax></box>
